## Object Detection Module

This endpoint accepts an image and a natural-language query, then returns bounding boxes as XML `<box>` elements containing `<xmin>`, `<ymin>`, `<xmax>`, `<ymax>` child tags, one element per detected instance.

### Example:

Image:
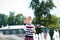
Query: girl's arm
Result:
<box><xmin>32</xmin><ymin>25</ymin><xmax>36</xmax><ymax>33</ymax></box>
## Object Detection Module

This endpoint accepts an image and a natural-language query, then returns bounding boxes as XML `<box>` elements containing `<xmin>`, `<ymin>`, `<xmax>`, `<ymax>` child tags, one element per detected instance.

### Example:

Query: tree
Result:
<box><xmin>0</xmin><ymin>14</ymin><xmax>8</xmax><ymax>27</ymax></box>
<box><xmin>48</xmin><ymin>15</ymin><xmax>58</xmax><ymax>28</ymax></box>
<box><xmin>15</xmin><ymin>14</ymin><xmax>26</xmax><ymax>25</ymax></box>
<box><xmin>32</xmin><ymin>15</ymin><xmax>58</xmax><ymax>40</ymax></box>
<box><xmin>57</xmin><ymin>17</ymin><xmax>60</xmax><ymax>37</ymax></box>
<box><xmin>8</xmin><ymin>12</ymin><xmax>26</xmax><ymax>25</ymax></box>
<box><xmin>30</xmin><ymin>1</ymin><xmax>56</xmax><ymax>39</ymax></box>
<box><xmin>8</xmin><ymin>11</ymin><xmax>15</xmax><ymax>25</ymax></box>
<box><xmin>49</xmin><ymin>28</ymin><xmax>54</xmax><ymax>40</ymax></box>
<box><xmin>30</xmin><ymin>0</ymin><xmax>55</xmax><ymax>26</ymax></box>
<box><xmin>48</xmin><ymin>15</ymin><xmax>58</xmax><ymax>40</ymax></box>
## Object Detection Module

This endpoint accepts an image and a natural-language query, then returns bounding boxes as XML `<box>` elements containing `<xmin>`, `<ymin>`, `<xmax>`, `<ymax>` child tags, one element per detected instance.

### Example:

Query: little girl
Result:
<box><xmin>24</xmin><ymin>16</ymin><xmax>36</xmax><ymax>40</ymax></box>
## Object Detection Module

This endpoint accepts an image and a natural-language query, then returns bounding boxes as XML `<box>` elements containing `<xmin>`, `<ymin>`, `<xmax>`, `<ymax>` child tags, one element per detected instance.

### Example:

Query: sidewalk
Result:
<box><xmin>0</xmin><ymin>33</ymin><xmax>25</xmax><ymax>40</ymax></box>
<box><xmin>0</xmin><ymin>33</ymin><xmax>60</xmax><ymax>40</ymax></box>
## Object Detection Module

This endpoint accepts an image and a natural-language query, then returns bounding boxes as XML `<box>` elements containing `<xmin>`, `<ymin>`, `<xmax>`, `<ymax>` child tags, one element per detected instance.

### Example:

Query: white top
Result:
<box><xmin>24</xmin><ymin>24</ymin><xmax>35</xmax><ymax>36</ymax></box>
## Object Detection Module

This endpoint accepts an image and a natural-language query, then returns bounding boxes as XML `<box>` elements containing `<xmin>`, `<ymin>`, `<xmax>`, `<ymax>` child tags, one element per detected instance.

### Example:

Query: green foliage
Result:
<box><xmin>58</xmin><ymin>17</ymin><xmax>60</xmax><ymax>29</ymax></box>
<box><xmin>8</xmin><ymin>12</ymin><xmax>26</xmax><ymax>25</ymax></box>
<box><xmin>35</xmin><ymin>27</ymin><xmax>43</xmax><ymax>34</ymax></box>
<box><xmin>33</xmin><ymin>14</ymin><xmax>59</xmax><ymax>29</ymax></box>
<box><xmin>0</xmin><ymin>14</ymin><xmax>8</xmax><ymax>27</ymax></box>
<box><xmin>48</xmin><ymin>15</ymin><xmax>58</xmax><ymax>28</ymax></box>
<box><xmin>15</xmin><ymin>14</ymin><xmax>26</xmax><ymax>25</ymax></box>
<box><xmin>30</xmin><ymin>0</ymin><xmax>55</xmax><ymax>26</ymax></box>
<box><xmin>8</xmin><ymin>12</ymin><xmax>15</xmax><ymax>25</ymax></box>
<box><xmin>49</xmin><ymin>28</ymin><xmax>54</xmax><ymax>40</ymax></box>
<box><xmin>0</xmin><ymin>11</ymin><xmax>26</xmax><ymax>28</ymax></box>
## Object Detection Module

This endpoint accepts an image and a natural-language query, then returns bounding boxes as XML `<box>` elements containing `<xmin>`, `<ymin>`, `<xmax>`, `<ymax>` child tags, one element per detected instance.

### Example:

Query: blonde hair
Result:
<box><xmin>27</xmin><ymin>16</ymin><xmax>33</xmax><ymax>22</ymax></box>
<box><xmin>24</xmin><ymin>16</ymin><xmax>33</xmax><ymax>24</ymax></box>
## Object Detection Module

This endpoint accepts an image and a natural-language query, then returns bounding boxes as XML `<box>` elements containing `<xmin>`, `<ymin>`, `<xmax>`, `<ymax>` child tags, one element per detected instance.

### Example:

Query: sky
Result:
<box><xmin>0</xmin><ymin>0</ymin><xmax>60</xmax><ymax>17</ymax></box>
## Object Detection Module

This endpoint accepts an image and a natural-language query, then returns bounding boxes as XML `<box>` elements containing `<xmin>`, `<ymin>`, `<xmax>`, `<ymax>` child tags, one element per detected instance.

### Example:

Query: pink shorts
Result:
<box><xmin>25</xmin><ymin>36</ymin><xmax>33</xmax><ymax>40</ymax></box>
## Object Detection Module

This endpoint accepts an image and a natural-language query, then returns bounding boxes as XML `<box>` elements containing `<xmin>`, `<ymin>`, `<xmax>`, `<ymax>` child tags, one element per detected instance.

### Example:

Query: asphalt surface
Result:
<box><xmin>0</xmin><ymin>34</ymin><xmax>25</xmax><ymax>40</ymax></box>
<box><xmin>0</xmin><ymin>32</ymin><xmax>60</xmax><ymax>40</ymax></box>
